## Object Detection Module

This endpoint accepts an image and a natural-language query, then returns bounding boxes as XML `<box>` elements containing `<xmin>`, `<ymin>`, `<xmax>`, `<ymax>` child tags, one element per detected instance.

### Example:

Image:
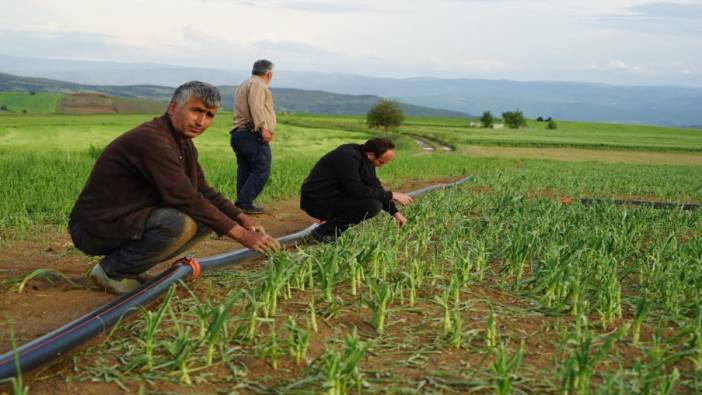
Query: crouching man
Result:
<box><xmin>69</xmin><ymin>81</ymin><xmax>280</xmax><ymax>294</ymax></box>
<box><xmin>300</xmin><ymin>138</ymin><xmax>413</xmax><ymax>243</ymax></box>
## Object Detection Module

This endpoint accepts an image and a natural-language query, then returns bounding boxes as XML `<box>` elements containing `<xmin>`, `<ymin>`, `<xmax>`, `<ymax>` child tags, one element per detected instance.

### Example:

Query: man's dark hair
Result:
<box><xmin>171</xmin><ymin>81</ymin><xmax>221</xmax><ymax>109</ymax></box>
<box><xmin>361</xmin><ymin>138</ymin><xmax>395</xmax><ymax>157</ymax></box>
<box><xmin>252</xmin><ymin>59</ymin><xmax>274</xmax><ymax>76</ymax></box>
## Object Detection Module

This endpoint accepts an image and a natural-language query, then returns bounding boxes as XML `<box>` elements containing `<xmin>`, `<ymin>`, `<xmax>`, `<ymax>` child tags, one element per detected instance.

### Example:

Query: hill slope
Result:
<box><xmin>0</xmin><ymin>92</ymin><xmax>63</xmax><ymax>113</ymax></box>
<box><xmin>3</xmin><ymin>55</ymin><xmax>702</xmax><ymax>126</ymax></box>
<box><xmin>0</xmin><ymin>72</ymin><xmax>468</xmax><ymax>117</ymax></box>
<box><xmin>0</xmin><ymin>90</ymin><xmax>166</xmax><ymax>115</ymax></box>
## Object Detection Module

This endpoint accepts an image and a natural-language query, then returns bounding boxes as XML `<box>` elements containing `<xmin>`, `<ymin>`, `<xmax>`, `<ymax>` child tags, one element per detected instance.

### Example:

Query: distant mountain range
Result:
<box><xmin>0</xmin><ymin>72</ymin><xmax>467</xmax><ymax>117</ymax></box>
<box><xmin>2</xmin><ymin>54</ymin><xmax>702</xmax><ymax>126</ymax></box>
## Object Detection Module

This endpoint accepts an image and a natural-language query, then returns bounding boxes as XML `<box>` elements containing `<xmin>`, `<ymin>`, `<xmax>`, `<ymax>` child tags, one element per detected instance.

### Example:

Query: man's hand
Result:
<box><xmin>228</xmin><ymin>225</ymin><xmax>280</xmax><ymax>253</ymax></box>
<box><xmin>240</xmin><ymin>230</ymin><xmax>280</xmax><ymax>253</ymax></box>
<box><xmin>391</xmin><ymin>191</ymin><xmax>414</xmax><ymax>206</ymax></box>
<box><xmin>261</xmin><ymin>128</ymin><xmax>274</xmax><ymax>144</ymax></box>
<box><xmin>236</xmin><ymin>213</ymin><xmax>266</xmax><ymax>234</ymax></box>
<box><xmin>393</xmin><ymin>212</ymin><xmax>407</xmax><ymax>227</ymax></box>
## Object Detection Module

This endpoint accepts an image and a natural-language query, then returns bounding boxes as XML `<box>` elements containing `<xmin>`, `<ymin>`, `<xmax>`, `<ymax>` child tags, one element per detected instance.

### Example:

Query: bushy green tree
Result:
<box><xmin>367</xmin><ymin>100</ymin><xmax>404</xmax><ymax>136</ymax></box>
<box><xmin>501</xmin><ymin>111</ymin><xmax>527</xmax><ymax>129</ymax></box>
<box><xmin>546</xmin><ymin>119</ymin><xmax>558</xmax><ymax>130</ymax></box>
<box><xmin>480</xmin><ymin>111</ymin><xmax>494</xmax><ymax>128</ymax></box>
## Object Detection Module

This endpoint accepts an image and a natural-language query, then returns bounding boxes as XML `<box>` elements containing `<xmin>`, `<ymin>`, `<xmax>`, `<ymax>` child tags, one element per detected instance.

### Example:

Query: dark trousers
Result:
<box><xmin>230</xmin><ymin>128</ymin><xmax>271</xmax><ymax>208</ymax></box>
<box><xmin>69</xmin><ymin>208</ymin><xmax>211</xmax><ymax>279</ymax></box>
<box><xmin>302</xmin><ymin>198</ymin><xmax>383</xmax><ymax>238</ymax></box>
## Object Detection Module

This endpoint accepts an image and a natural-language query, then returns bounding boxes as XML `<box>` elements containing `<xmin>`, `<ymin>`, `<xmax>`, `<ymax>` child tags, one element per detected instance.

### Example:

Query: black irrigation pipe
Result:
<box><xmin>0</xmin><ymin>176</ymin><xmax>473</xmax><ymax>381</ymax></box>
<box><xmin>580</xmin><ymin>197</ymin><xmax>699</xmax><ymax>211</ymax></box>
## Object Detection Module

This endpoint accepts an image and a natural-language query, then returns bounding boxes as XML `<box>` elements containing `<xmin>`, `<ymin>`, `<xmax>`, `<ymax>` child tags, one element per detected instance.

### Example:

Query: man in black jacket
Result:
<box><xmin>300</xmin><ymin>138</ymin><xmax>413</xmax><ymax>243</ymax></box>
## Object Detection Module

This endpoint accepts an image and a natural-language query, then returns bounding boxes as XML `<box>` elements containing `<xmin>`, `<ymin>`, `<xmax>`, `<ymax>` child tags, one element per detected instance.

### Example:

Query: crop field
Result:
<box><xmin>0</xmin><ymin>93</ymin><xmax>63</xmax><ymax>114</ymax></box>
<box><xmin>0</xmin><ymin>113</ymin><xmax>476</xmax><ymax>236</ymax></box>
<box><xmin>0</xmin><ymin>111</ymin><xmax>701</xmax><ymax>394</ymax></box>
<box><xmin>0</xmin><ymin>91</ymin><xmax>166</xmax><ymax>116</ymax></box>
<box><xmin>283</xmin><ymin>114</ymin><xmax>702</xmax><ymax>152</ymax></box>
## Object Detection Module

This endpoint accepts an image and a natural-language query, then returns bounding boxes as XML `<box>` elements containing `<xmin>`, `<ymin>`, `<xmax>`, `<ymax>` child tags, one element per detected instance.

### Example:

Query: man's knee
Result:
<box><xmin>146</xmin><ymin>209</ymin><xmax>199</xmax><ymax>245</ymax></box>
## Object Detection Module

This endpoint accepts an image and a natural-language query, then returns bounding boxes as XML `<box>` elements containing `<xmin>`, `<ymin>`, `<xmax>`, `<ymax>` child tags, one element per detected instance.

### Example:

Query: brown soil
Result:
<box><xmin>0</xmin><ymin>179</ymin><xmax>467</xmax><ymax>393</ymax></box>
<box><xmin>461</xmin><ymin>145</ymin><xmax>702</xmax><ymax>166</ymax></box>
<box><xmin>0</xmin><ymin>178</ymin><xmax>677</xmax><ymax>394</ymax></box>
<box><xmin>56</xmin><ymin>93</ymin><xmax>165</xmax><ymax>115</ymax></box>
<box><xmin>58</xmin><ymin>93</ymin><xmax>115</xmax><ymax>114</ymax></box>
<box><xmin>0</xmin><ymin>198</ymin><xmax>314</xmax><ymax>351</ymax></box>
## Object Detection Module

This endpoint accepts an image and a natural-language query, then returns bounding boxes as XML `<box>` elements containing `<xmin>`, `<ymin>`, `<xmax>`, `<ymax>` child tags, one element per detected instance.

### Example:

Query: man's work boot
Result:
<box><xmin>135</xmin><ymin>271</ymin><xmax>155</xmax><ymax>283</ymax></box>
<box><xmin>310</xmin><ymin>228</ymin><xmax>337</xmax><ymax>244</ymax></box>
<box><xmin>90</xmin><ymin>264</ymin><xmax>142</xmax><ymax>294</ymax></box>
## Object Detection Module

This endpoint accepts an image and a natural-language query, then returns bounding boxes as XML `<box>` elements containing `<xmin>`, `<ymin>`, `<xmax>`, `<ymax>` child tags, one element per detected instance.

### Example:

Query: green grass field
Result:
<box><xmin>1</xmin><ymin>112</ymin><xmax>702</xmax><ymax>393</ymax></box>
<box><xmin>0</xmin><ymin>112</ymin><xmax>474</xmax><ymax>234</ymax></box>
<box><xmin>1</xmin><ymin>112</ymin><xmax>700</xmax><ymax>235</ymax></box>
<box><xmin>0</xmin><ymin>92</ymin><xmax>63</xmax><ymax>114</ymax></box>
<box><xmin>282</xmin><ymin>113</ymin><xmax>702</xmax><ymax>152</ymax></box>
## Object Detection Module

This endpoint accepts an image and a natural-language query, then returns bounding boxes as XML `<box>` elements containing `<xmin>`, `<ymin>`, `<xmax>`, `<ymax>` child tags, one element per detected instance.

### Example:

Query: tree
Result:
<box><xmin>501</xmin><ymin>111</ymin><xmax>527</xmax><ymax>129</ymax></box>
<box><xmin>546</xmin><ymin>119</ymin><xmax>558</xmax><ymax>130</ymax></box>
<box><xmin>536</xmin><ymin>116</ymin><xmax>544</xmax><ymax>122</ymax></box>
<box><xmin>367</xmin><ymin>100</ymin><xmax>404</xmax><ymax>136</ymax></box>
<box><xmin>480</xmin><ymin>111</ymin><xmax>494</xmax><ymax>128</ymax></box>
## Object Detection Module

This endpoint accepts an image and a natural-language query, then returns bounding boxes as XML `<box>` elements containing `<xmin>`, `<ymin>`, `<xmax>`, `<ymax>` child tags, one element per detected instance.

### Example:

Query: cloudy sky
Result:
<box><xmin>1</xmin><ymin>0</ymin><xmax>701</xmax><ymax>86</ymax></box>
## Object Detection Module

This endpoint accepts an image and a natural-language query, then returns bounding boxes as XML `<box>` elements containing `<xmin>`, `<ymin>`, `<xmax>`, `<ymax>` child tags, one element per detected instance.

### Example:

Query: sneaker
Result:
<box><xmin>236</xmin><ymin>205</ymin><xmax>265</xmax><ymax>215</ymax></box>
<box><xmin>90</xmin><ymin>264</ymin><xmax>142</xmax><ymax>294</ymax></box>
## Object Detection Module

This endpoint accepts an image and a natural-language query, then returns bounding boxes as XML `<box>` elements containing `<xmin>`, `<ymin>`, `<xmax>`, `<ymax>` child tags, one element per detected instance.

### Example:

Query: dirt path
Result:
<box><xmin>461</xmin><ymin>145</ymin><xmax>702</xmax><ymax>166</ymax></box>
<box><xmin>407</xmin><ymin>132</ymin><xmax>453</xmax><ymax>152</ymax></box>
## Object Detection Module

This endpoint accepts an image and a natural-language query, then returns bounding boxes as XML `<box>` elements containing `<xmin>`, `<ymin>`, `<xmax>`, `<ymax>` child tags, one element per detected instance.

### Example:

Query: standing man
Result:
<box><xmin>300</xmin><ymin>138</ymin><xmax>413</xmax><ymax>243</ymax></box>
<box><xmin>230</xmin><ymin>59</ymin><xmax>276</xmax><ymax>214</ymax></box>
<box><xmin>69</xmin><ymin>81</ymin><xmax>280</xmax><ymax>294</ymax></box>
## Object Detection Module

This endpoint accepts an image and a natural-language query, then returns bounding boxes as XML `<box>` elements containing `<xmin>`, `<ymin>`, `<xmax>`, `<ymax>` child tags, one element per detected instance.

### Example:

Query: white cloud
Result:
<box><xmin>0</xmin><ymin>0</ymin><xmax>699</xmax><ymax>86</ymax></box>
<box><xmin>574</xmin><ymin>59</ymin><xmax>656</xmax><ymax>74</ymax></box>
<box><xmin>606</xmin><ymin>59</ymin><xmax>655</xmax><ymax>74</ymax></box>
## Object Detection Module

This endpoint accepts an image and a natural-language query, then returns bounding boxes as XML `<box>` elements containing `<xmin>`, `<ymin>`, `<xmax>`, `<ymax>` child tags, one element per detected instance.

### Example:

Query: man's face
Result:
<box><xmin>367</xmin><ymin>149</ymin><xmax>395</xmax><ymax>167</ymax></box>
<box><xmin>167</xmin><ymin>95</ymin><xmax>218</xmax><ymax>139</ymax></box>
